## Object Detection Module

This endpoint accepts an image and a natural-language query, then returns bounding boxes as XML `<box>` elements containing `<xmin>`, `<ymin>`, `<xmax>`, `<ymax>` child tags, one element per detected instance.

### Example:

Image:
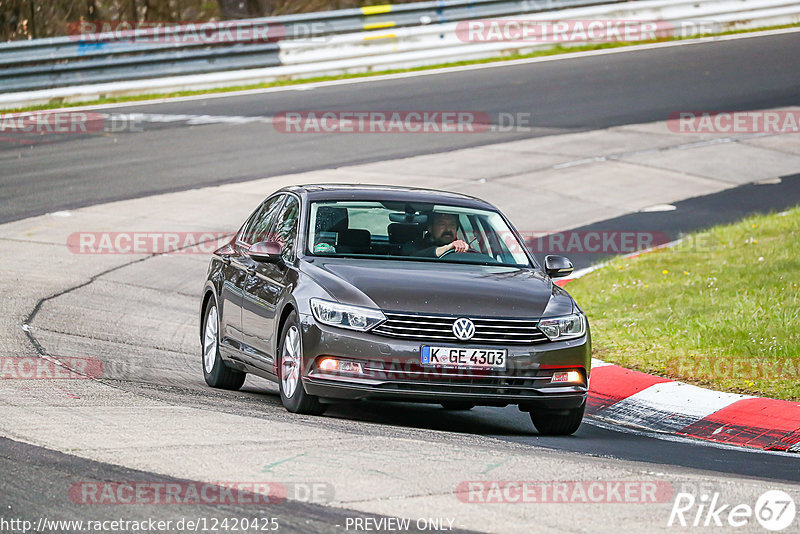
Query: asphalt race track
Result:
<box><xmin>1</xmin><ymin>30</ymin><xmax>799</xmax><ymax>533</ymax></box>
<box><xmin>2</xmin><ymin>31</ymin><xmax>800</xmax><ymax>223</ymax></box>
<box><xmin>1</xmin><ymin>437</ymin><xmax>470</xmax><ymax>534</ymax></box>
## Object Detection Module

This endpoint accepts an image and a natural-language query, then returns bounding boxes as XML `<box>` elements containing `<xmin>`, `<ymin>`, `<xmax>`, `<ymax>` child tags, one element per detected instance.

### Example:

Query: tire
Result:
<box><xmin>278</xmin><ymin>311</ymin><xmax>326</xmax><ymax>415</ymax></box>
<box><xmin>530</xmin><ymin>403</ymin><xmax>585</xmax><ymax>436</ymax></box>
<box><xmin>202</xmin><ymin>300</ymin><xmax>246</xmax><ymax>391</ymax></box>
<box><xmin>440</xmin><ymin>401</ymin><xmax>475</xmax><ymax>411</ymax></box>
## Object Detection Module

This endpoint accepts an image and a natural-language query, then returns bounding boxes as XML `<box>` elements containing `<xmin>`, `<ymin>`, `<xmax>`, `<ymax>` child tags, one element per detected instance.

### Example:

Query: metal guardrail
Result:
<box><xmin>0</xmin><ymin>0</ymin><xmax>623</xmax><ymax>93</ymax></box>
<box><xmin>0</xmin><ymin>0</ymin><xmax>798</xmax><ymax>104</ymax></box>
<box><xmin>277</xmin><ymin>0</ymin><xmax>800</xmax><ymax>69</ymax></box>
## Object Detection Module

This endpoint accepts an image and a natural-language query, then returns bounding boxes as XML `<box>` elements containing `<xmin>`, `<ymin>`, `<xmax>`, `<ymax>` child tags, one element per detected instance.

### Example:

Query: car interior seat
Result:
<box><xmin>336</xmin><ymin>229</ymin><xmax>371</xmax><ymax>254</ymax></box>
<box><xmin>387</xmin><ymin>223</ymin><xmax>423</xmax><ymax>255</ymax></box>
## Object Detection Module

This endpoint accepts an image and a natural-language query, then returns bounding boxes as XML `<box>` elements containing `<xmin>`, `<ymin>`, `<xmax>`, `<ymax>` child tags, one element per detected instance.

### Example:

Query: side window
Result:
<box><xmin>466</xmin><ymin>214</ymin><xmax>491</xmax><ymax>255</ymax></box>
<box><xmin>238</xmin><ymin>203</ymin><xmax>266</xmax><ymax>245</ymax></box>
<box><xmin>458</xmin><ymin>214</ymin><xmax>474</xmax><ymax>244</ymax></box>
<box><xmin>457</xmin><ymin>214</ymin><xmax>484</xmax><ymax>254</ymax></box>
<box><xmin>272</xmin><ymin>196</ymin><xmax>300</xmax><ymax>260</ymax></box>
<box><xmin>477</xmin><ymin>216</ymin><xmax>514</xmax><ymax>262</ymax></box>
<box><xmin>241</xmin><ymin>195</ymin><xmax>285</xmax><ymax>246</ymax></box>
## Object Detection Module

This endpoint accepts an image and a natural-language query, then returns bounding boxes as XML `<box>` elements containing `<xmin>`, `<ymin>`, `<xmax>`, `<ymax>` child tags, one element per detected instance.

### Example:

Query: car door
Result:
<box><xmin>224</xmin><ymin>195</ymin><xmax>285</xmax><ymax>361</ymax></box>
<box><xmin>217</xmin><ymin>201</ymin><xmax>267</xmax><ymax>354</ymax></box>
<box><xmin>241</xmin><ymin>194</ymin><xmax>300</xmax><ymax>366</ymax></box>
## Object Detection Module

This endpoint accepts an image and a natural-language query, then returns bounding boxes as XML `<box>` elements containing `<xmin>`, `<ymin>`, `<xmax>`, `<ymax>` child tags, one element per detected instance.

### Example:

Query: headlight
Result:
<box><xmin>310</xmin><ymin>298</ymin><xmax>386</xmax><ymax>332</ymax></box>
<box><xmin>538</xmin><ymin>313</ymin><xmax>585</xmax><ymax>341</ymax></box>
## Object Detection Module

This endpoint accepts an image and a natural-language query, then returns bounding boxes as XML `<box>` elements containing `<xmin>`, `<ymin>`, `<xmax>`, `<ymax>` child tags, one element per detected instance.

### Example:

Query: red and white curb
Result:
<box><xmin>587</xmin><ymin>359</ymin><xmax>800</xmax><ymax>453</ymax></box>
<box><xmin>552</xmin><ymin>239</ymin><xmax>800</xmax><ymax>453</ymax></box>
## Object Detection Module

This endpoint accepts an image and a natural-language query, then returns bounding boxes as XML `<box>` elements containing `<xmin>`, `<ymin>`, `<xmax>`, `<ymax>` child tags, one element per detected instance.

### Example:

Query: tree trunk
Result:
<box><xmin>85</xmin><ymin>0</ymin><xmax>99</xmax><ymax>21</ymax></box>
<box><xmin>217</xmin><ymin>0</ymin><xmax>272</xmax><ymax>19</ymax></box>
<box><xmin>28</xmin><ymin>0</ymin><xmax>36</xmax><ymax>38</ymax></box>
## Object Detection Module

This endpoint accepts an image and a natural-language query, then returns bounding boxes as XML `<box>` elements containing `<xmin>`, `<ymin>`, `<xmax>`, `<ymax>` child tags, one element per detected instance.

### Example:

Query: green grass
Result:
<box><xmin>6</xmin><ymin>22</ymin><xmax>800</xmax><ymax>113</ymax></box>
<box><xmin>568</xmin><ymin>207</ymin><xmax>800</xmax><ymax>400</ymax></box>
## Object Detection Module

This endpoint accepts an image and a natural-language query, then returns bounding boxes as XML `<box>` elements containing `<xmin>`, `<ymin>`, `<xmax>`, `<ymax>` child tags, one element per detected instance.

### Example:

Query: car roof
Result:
<box><xmin>278</xmin><ymin>184</ymin><xmax>496</xmax><ymax>209</ymax></box>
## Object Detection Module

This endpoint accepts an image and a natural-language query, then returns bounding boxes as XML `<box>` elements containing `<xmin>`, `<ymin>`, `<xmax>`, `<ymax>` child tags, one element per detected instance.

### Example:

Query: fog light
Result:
<box><xmin>318</xmin><ymin>358</ymin><xmax>338</xmax><ymax>372</ymax></box>
<box><xmin>551</xmin><ymin>371</ymin><xmax>582</xmax><ymax>383</ymax></box>
<box><xmin>317</xmin><ymin>357</ymin><xmax>363</xmax><ymax>374</ymax></box>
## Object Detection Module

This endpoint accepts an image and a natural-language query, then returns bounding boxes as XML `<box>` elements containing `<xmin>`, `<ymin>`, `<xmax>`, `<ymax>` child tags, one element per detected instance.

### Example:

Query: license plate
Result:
<box><xmin>421</xmin><ymin>346</ymin><xmax>507</xmax><ymax>370</ymax></box>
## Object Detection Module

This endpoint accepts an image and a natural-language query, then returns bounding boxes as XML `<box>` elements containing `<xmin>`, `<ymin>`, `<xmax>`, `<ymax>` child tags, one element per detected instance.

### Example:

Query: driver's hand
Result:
<box><xmin>451</xmin><ymin>239</ymin><xmax>469</xmax><ymax>253</ymax></box>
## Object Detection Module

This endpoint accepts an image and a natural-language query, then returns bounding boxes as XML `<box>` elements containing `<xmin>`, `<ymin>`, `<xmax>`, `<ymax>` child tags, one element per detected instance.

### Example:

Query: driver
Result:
<box><xmin>402</xmin><ymin>212</ymin><xmax>470</xmax><ymax>258</ymax></box>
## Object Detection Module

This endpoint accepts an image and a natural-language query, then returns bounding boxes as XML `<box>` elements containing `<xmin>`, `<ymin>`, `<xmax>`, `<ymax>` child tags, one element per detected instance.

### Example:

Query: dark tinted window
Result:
<box><xmin>273</xmin><ymin>195</ymin><xmax>300</xmax><ymax>260</ymax></box>
<box><xmin>240</xmin><ymin>195</ymin><xmax>285</xmax><ymax>246</ymax></box>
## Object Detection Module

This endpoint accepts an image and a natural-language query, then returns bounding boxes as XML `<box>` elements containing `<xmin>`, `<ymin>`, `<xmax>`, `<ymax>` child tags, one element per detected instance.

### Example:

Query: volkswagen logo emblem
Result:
<box><xmin>452</xmin><ymin>318</ymin><xmax>476</xmax><ymax>341</ymax></box>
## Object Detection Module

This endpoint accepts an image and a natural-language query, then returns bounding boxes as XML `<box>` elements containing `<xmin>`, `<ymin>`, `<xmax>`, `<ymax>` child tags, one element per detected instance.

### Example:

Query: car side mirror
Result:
<box><xmin>544</xmin><ymin>255</ymin><xmax>573</xmax><ymax>278</ymax></box>
<box><xmin>248</xmin><ymin>241</ymin><xmax>283</xmax><ymax>263</ymax></box>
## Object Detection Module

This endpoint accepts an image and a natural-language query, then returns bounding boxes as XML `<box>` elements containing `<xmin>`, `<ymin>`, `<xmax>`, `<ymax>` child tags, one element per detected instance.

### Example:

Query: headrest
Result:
<box><xmin>337</xmin><ymin>229</ymin><xmax>371</xmax><ymax>249</ymax></box>
<box><xmin>388</xmin><ymin>223</ymin><xmax>423</xmax><ymax>244</ymax></box>
<box><xmin>315</xmin><ymin>206</ymin><xmax>348</xmax><ymax>234</ymax></box>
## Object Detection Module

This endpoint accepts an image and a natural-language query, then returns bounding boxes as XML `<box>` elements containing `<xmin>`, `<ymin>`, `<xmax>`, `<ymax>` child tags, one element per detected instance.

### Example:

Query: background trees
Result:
<box><xmin>1</xmin><ymin>0</ymin><xmax>420</xmax><ymax>41</ymax></box>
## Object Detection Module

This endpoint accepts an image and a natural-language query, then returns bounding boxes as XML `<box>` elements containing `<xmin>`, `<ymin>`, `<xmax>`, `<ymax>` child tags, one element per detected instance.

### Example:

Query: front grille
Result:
<box><xmin>376</xmin><ymin>381</ymin><xmax>548</xmax><ymax>396</ymax></box>
<box><xmin>372</xmin><ymin>312</ymin><xmax>548</xmax><ymax>344</ymax></box>
<box><xmin>346</xmin><ymin>363</ymin><xmax>584</xmax><ymax>397</ymax></box>
<box><xmin>362</xmin><ymin>363</ymin><xmax>554</xmax><ymax>396</ymax></box>
<box><xmin>362</xmin><ymin>362</ymin><xmax>555</xmax><ymax>382</ymax></box>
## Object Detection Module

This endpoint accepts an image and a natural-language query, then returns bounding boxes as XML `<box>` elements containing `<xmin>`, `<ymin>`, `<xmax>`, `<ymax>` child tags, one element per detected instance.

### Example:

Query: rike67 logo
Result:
<box><xmin>668</xmin><ymin>489</ymin><xmax>796</xmax><ymax>531</ymax></box>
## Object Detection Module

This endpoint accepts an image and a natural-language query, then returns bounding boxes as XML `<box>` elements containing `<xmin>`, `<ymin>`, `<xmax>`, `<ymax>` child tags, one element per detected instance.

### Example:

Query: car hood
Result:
<box><xmin>300</xmin><ymin>258</ymin><xmax>574</xmax><ymax>317</ymax></box>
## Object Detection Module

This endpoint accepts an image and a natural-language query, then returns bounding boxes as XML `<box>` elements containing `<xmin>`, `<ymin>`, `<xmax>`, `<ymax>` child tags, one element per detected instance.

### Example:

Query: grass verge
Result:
<box><xmin>5</xmin><ymin>22</ymin><xmax>800</xmax><ymax>113</ymax></box>
<box><xmin>567</xmin><ymin>206</ymin><xmax>800</xmax><ymax>400</ymax></box>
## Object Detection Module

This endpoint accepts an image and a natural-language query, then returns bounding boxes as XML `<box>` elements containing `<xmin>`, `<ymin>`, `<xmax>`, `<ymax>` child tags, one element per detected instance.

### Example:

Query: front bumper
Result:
<box><xmin>298</xmin><ymin>313</ymin><xmax>591</xmax><ymax>409</ymax></box>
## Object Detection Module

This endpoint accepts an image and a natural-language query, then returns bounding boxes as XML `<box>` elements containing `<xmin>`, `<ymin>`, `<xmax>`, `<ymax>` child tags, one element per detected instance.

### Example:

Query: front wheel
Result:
<box><xmin>202</xmin><ymin>301</ymin><xmax>246</xmax><ymax>390</ymax></box>
<box><xmin>278</xmin><ymin>311</ymin><xmax>326</xmax><ymax>415</ymax></box>
<box><xmin>530</xmin><ymin>404</ymin><xmax>585</xmax><ymax>435</ymax></box>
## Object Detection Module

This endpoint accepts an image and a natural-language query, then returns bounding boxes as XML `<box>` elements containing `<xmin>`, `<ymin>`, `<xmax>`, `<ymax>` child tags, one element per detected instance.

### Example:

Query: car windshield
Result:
<box><xmin>307</xmin><ymin>200</ymin><xmax>532</xmax><ymax>267</ymax></box>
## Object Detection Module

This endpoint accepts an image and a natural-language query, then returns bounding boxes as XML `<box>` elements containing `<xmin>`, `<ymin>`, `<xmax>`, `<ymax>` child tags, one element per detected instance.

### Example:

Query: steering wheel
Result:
<box><xmin>439</xmin><ymin>236</ymin><xmax>481</xmax><ymax>258</ymax></box>
<box><xmin>439</xmin><ymin>246</ymin><xmax>481</xmax><ymax>258</ymax></box>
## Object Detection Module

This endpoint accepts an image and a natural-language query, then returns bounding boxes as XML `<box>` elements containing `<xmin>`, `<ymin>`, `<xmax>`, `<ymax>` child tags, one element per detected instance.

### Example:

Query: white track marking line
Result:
<box><xmin>116</xmin><ymin>112</ymin><xmax>275</xmax><ymax>125</ymax></box>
